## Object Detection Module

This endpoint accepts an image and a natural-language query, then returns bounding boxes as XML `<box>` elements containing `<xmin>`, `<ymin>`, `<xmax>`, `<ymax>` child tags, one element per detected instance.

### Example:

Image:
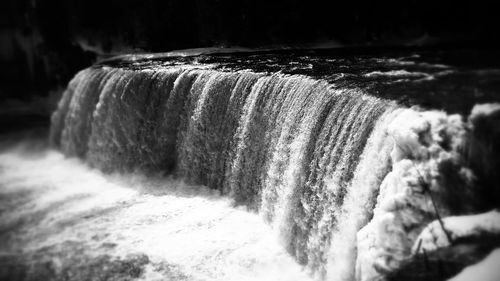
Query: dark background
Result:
<box><xmin>1</xmin><ymin>0</ymin><xmax>499</xmax><ymax>101</ymax></box>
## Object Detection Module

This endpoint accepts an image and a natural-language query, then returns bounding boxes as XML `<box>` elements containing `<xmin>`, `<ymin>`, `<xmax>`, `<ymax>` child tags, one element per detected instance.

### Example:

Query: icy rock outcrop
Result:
<box><xmin>356</xmin><ymin>104</ymin><xmax>500</xmax><ymax>281</ymax></box>
<box><xmin>355</xmin><ymin>108</ymin><xmax>472</xmax><ymax>281</ymax></box>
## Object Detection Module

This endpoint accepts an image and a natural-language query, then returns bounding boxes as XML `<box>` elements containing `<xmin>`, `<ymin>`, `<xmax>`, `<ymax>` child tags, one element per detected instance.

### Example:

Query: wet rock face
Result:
<box><xmin>466</xmin><ymin>103</ymin><xmax>500</xmax><ymax>209</ymax></box>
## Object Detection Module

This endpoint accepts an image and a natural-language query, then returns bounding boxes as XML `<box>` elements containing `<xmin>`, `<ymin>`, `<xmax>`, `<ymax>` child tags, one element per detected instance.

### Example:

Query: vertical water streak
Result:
<box><xmin>220</xmin><ymin>71</ymin><xmax>264</xmax><ymax>196</ymax></box>
<box><xmin>227</xmin><ymin>75</ymin><xmax>287</xmax><ymax>207</ymax></box>
<box><xmin>307</xmin><ymin>96</ymin><xmax>388</xmax><ymax>271</ymax></box>
<box><xmin>292</xmin><ymin>92</ymin><xmax>360</xmax><ymax>265</ymax></box>
<box><xmin>325</xmin><ymin>107</ymin><xmax>403</xmax><ymax>281</ymax></box>
<box><xmin>260</xmin><ymin>76</ymin><xmax>320</xmax><ymax>221</ymax></box>
<box><xmin>176</xmin><ymin>71</ymin><xmax>239</xmax><ymax>190</ymax></box>
<box><xmin>50</xmin><ymin>69</ymin><xmax>89</xmax><ymax>147</ymax></box>
<box><xmin>262</xmin><ymin>78</ymin><xmax>339</xmax><ymax>250</ymax></box>
<box><xmin>158</xmin><ymin>69</ymin><xmax>200</xmax><ymax>173</ymax></box>
<box><xmin>87</xmin><ymin>69</ymin><xmax>152</xmax><ymax>170</ymax></box>
<box><xmin>60</xmin><ymin>68</ymin><xmax>117</xmax><ymax>157</ymax></box>
<box><xmin>291</xmin><ymin>91</ymin><xmax>392</xmax><ymax>275</ymax></box>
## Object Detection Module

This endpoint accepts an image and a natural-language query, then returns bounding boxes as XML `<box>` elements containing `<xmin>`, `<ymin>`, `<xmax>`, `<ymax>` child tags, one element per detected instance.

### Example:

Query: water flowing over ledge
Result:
<box><xmin>36</xmin><ymin>57</ymin><xmax>500</xmax><ymax>280</ymax></box>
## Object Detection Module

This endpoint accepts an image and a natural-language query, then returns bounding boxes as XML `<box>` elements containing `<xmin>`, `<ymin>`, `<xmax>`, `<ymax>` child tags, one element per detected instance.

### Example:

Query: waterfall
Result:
<box><xmin>50</xmin><ymin>62</ymin><xmax>497</xmax><ymax>280</ymax></box>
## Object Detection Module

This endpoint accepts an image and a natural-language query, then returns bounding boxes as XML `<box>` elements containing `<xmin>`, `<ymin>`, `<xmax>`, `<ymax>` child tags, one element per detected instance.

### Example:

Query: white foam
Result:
<box><xmin>0</xmin><ymin>145</ymin><xmax>311</xmax><ymax>281</ymax></box>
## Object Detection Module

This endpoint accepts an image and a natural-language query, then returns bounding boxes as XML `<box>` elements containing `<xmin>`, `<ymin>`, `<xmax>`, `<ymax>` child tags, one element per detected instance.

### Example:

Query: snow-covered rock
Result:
<box><xmin>355</xmin><ymin>104</ymin><xmax>499</xmax><ymax>281</ymax></box>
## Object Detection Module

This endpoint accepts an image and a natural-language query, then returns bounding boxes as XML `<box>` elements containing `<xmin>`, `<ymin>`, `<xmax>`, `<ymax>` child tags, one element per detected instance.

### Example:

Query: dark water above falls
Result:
<box><xmin>48</xmin><ymin>50</ymin><xmax>500</xmax><ymax>280</ymax></box>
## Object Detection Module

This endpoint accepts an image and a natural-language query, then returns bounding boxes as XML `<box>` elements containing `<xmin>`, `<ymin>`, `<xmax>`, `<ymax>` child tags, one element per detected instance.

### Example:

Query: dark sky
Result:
<box><xmin>3</xmin><ymin>0</ymin><xmax>499</xmax><ymax>51</ymax></box>
<box><xmin>1</xmin><ymin>0</ymin><xmax>499</xmax><ymax>99</ymax></box>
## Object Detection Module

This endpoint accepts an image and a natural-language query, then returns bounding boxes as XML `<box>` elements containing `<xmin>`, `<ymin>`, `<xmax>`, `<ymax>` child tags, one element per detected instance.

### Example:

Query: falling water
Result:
<box><xmin>48</xmin><ymin>63</ymin><xmax>406</xmax><ymax>278</ymax></box>
<box><xmin>44</xmin><ymin>55</ymin><xmax>500</xmax><ymax>281</ymax></box>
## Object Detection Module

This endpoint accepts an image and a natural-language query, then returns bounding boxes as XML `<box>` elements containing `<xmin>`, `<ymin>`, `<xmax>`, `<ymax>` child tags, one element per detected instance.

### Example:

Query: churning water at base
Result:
<box><xmin>0</xmin><ymin>144</ymin><xmax>312</xmax><ymax>281</ymax></box>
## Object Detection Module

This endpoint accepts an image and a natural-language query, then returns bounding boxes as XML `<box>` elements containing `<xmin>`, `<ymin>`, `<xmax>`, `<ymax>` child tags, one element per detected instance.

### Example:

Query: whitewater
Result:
<box><xmin>0</xmin><ymin>141</ymin><xmax>311</xmax><ymax>281</ymax></box>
